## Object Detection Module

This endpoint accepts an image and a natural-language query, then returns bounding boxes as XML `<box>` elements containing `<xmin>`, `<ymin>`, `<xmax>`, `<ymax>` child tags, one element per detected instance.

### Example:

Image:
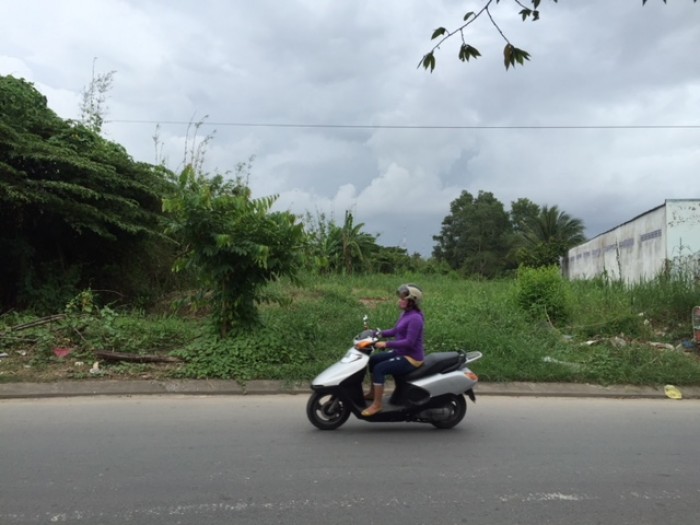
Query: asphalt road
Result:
<box><xmin>1</xmin><ymin>395</ymin><xmax>699</xmax><ymax>524</ymax></box>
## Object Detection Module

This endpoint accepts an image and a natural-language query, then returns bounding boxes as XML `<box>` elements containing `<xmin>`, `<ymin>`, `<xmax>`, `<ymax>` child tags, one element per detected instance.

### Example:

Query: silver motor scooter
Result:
<box><xmin>306</xmin><ymin>316</ymin><xmax>482</xmax><ymax>430</ymax></box>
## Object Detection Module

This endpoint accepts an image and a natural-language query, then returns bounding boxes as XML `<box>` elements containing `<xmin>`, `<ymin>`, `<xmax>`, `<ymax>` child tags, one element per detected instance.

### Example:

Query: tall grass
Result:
<box><xmin>245</xmin><ymin>271</ymin><xmax>700</xmax><ymax>386</ymax></box>
<box><xmin>3</xmin><ymin>271</ymin><xmax>699</xmax><ymax>386</ymax></box>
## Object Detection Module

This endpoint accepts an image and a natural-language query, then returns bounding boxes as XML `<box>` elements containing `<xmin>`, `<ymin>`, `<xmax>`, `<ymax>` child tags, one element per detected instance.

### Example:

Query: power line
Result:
<box><xmin>105</xmin><ymin>119</ymin><xmax>700</xmax><ymax>130</ymax></box>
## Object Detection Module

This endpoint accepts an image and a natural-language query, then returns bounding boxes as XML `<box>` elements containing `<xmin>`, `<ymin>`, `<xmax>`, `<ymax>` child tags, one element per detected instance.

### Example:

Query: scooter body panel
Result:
<box><xmin>311</xmin><ymin>348</ymin><xmax>368</xmax><ymax>387</ymax></box>
<box><xmin>410</xmin><ymin>368</ymin><xmax>477</xmax><ymax>397</ymax></box>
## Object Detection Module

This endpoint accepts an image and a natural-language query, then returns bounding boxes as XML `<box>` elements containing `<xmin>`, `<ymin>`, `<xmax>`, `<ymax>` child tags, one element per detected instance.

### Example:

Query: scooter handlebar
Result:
<box><xmin>353</xmin><ymin>334</ymin><xmax>379</xmax><ymax>354</ymax></box>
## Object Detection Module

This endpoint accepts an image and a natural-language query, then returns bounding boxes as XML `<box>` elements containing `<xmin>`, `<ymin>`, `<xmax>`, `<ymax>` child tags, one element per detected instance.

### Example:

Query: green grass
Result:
<box><xmin>1</xmin><ymin>271</ymin><xmax>699</xmax><ymax>386</ymax></box>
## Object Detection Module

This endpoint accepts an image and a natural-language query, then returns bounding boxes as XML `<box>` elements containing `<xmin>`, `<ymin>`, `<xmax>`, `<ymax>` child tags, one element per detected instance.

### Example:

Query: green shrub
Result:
<box><xmin>17</xmin><ymin>263</ymin><xmax>83</xmax><ymax>315</ymax></box>
<box><xmin>515</xmin><ymin>266</ymin><xmax>572</xmax><ymax>323</ymax></box>
<box><xmin>174</xmin><ymin>330</ymin><xmax>289</xmax><ymax>381</ymax></box>
<box><xmin>5</xmin><ymin>271</ymin><xmax>700</xmax><ymax>386</ymax></box>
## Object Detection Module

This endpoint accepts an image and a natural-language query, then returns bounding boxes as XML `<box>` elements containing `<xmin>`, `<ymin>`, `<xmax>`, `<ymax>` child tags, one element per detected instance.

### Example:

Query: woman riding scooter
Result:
<box><xmin>362</xmin><ymin>284</ymin><xmax>425</xmax><ymax>417</ymax></box>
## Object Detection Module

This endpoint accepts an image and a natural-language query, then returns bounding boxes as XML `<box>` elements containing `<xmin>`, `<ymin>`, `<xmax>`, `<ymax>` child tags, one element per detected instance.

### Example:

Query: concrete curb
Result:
<box><xmin>1</xmin><ymin>379</ymin><xmax>699</xmax><ymax>400</ymax></box>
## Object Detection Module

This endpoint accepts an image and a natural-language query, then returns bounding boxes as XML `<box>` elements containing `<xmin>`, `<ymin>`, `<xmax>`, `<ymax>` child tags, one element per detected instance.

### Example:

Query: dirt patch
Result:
<box><xmin>357</xmin><ymin>298</ymin><xmax>385</xmax><ymax>308</ymax></box>
<box><xmin>0</xmin><ymin>350</ymin><xmax>184</xmax><ymax>383</ymax></box>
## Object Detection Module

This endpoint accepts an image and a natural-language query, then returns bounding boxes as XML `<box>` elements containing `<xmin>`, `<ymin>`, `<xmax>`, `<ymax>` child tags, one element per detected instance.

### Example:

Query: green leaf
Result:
<box><xmin>504</xmin><ymin>44</ymin><xmax>514</xmax><ymax>70</ymax></box>
<box><xmin>504</xmin><ymin>44</ymin><xmax>530</xmax><ymax>70</ymax></box>
<box><xmin>431</xmin><ymin>27</ymin><xmax>447</xmax><ymax>40</ymax></box>
<box><xmin>459</xmin><ymin>44</ymin><xmax>481</xmax><ymax>62</ymax></box>
<box><xmin>421</xmin><ymin>52</ymin><xmax>436</xmax><ymax>73</ymax></box>
<box><xmin>514</xmin><ymin>48</ymin><xmax>532</xmax><ymax>65</ymax></box>
<box><xmin>215</xmin><ymin>234</ymin><xmax>232</xmax><ymax>248</ymax></box>
<box><xmin>519</xmin><ymin>8</ymin><xmax>532</xmax><ymax>21</ymax></box>
<box><xmin>532</xmin><ymin>0</ymin><xmax>541</xmax><ymax>8</ymax></box>
<box><xmin>463</xmin><ymin>11</ymin><xmax>475</xmax><ymax>21</ymax></box>
<box><xmin>458</xmin><ymin>44</ymin><xmax>469</xmax><ymax>62</ymax></box>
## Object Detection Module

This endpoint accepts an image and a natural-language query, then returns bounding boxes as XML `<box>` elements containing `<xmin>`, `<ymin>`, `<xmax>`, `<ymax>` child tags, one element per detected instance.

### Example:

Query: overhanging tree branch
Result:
<box><xmin>420</xmin><ymin>0</ymin><xmax>695</xmax><ymax>72</ymax></box>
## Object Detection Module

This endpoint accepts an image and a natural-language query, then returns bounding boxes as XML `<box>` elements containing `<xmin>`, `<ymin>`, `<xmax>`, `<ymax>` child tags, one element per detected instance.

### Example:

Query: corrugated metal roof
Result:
<box><xmin>585</xmin><ymin>199</ymin><xmax>699</xmax><ymax>242</ymax></box>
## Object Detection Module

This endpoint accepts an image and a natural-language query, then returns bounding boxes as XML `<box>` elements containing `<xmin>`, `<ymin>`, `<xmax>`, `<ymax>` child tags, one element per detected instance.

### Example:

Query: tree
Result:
<box><xmin>302</xmin><ymin>211</ymin><xmax>335</xmax><ymax>274</ymax></box>
<box><xmin>420</xmin><ymin>0</ymin><xmax>696</xmax><ymax>72</ymax></box>
<box><xmin>79</xmin><ymin>58</ymin><xmax>116</xmax><ymax>134</ymax></box>
<box><xmin>162</xmin><ymin>164</ymin><xmax>306</xmax><ymax>337</ymax></box>
<box><xmin>302</xmin><ymin>210</ymin><xmax>379</xmax><ymax>275</ymax></box>
<box><xmin>373</xmin><ymin>246</ymin><xmax>416</xmax><ymax>274</ymax></box>
<box><xmin>333</xmin><ymin>210</ymin><xmax>379</xmax><ymax>275</ymax></box>
<box><xmin>433</xmin><ymin>190</ymin><xmax>512</xmax><ymax>278</ymax></box>
<box><xmin>0</xmin><ymin>75</ymin><xmax>173</xmax><ymax>310</ymax></box>
<box><xmin>516</xmin><ymin>204</ymin><xmax>585</xmax><ymax>267</ymax></box>
<box><xmin>509</xmin><ymin>197</ymin><xmax>541</xmax><ymax>234</ymax></box>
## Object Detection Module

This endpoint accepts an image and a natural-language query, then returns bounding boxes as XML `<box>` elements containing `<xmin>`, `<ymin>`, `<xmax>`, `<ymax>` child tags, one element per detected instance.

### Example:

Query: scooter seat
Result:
<box><xmin>400</xmin><ymin>351</ymin><xmax>464</xmax><ymax>382</ymax></box>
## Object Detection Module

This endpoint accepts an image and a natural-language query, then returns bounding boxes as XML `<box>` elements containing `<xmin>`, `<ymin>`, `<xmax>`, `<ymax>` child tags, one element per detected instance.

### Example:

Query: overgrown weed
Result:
<box><xmin>1</xmin><ymin>273</ymin><xmax>699</xmax><ymax>385</ymax></box>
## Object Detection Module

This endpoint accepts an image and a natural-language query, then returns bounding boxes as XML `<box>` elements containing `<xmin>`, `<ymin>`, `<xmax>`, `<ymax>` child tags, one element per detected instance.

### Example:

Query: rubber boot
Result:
<box><xmin>361</xmin><ymin>384</ymin><xmax>384</xmax><ymax>416</ymax></box>
<box><xmin>364</xmin><ymin>384</ymin><xmax>374</xmax><ymax>401</ymax></box>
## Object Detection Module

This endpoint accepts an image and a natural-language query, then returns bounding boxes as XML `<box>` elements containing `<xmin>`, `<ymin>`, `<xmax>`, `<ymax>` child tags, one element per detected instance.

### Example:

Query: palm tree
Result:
<box><xmin>330</xmin><ymin>210</ymin><xmax>378</xmax><ymax>274</ymax></box>
<box><xmin>517</xmin><ymin>205</ymin><xmax>585</xmax><ymax>267</ymax></box>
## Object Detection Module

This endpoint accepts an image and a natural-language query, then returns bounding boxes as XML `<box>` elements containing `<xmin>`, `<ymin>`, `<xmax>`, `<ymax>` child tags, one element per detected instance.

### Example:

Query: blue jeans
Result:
<box><xmin>369</xmin><ymin>351</ymin><xmax>417</xmax><ymax>385</ymax></box>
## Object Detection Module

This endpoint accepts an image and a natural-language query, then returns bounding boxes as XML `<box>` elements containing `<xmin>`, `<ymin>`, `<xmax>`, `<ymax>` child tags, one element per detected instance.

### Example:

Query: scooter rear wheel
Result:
<box><xmin>306</xmin><ymin>392</ymin><xmax>351</xmax><ymax>430</ymax></box>
<box><xmin>430</xmin><ymin>394</ymin><xmax>467</xmax><ymax>429</ymax></box>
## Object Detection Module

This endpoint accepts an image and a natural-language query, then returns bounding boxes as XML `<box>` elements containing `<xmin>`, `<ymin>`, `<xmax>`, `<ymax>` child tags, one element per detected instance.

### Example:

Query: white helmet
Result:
<box><xmin>397</xmin><ymin>283</ymin><xmax>423</xmax><ymax>306</ymax></box>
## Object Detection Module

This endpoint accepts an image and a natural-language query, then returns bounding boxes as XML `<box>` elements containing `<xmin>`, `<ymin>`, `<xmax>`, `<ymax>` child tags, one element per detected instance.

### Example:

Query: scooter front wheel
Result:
<box><xmin>306</xmin><ymin>392</ymin><xmax>351</xmax><ymax>430</ymax></box>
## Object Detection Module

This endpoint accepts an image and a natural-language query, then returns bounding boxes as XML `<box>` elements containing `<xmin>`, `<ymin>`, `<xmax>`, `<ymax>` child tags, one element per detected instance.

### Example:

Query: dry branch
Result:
<box><xmin>1</xmin><ymin>314</ymin><xmax>67</xmax><ymax>334</ymax></box>
<box><xmin>94</xmin><ymin>350</ymin><xmax>182</xmax><ymax>364</ymax></box>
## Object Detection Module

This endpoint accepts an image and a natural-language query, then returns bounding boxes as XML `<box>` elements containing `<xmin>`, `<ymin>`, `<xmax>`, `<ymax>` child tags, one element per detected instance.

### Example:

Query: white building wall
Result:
<box><xmin>626</xmin><ymin>205</ymin><xmax>667</xmax><ymax>282</ymax></box>
<box><xmin>665</xmin><ymin>200</ymin><xmax>700</xmax><ymax>278</ymax></box>
<box><xmin>565</xmin><ymin>199</ymin><xmax>700</xmax><ymax>283</ymax></box>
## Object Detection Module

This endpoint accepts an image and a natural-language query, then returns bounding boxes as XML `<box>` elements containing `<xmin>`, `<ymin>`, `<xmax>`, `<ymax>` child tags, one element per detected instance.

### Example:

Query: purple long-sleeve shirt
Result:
<box><xmin>380</xmin><ymin>308</ymin><xmax>425</xmax><ymax>362</ymax></box>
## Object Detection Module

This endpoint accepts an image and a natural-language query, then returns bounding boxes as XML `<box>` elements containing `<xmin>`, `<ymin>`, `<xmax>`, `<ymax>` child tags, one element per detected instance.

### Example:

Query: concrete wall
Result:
<box><xmin>565</xmin><ymin>199</ymin><xmax>700</xmax><ymax>283</ymax></box>
<box><xmin>666</xmin><ymin>200</ymin><xmax>700</xmax><ymax>277</ymax></box>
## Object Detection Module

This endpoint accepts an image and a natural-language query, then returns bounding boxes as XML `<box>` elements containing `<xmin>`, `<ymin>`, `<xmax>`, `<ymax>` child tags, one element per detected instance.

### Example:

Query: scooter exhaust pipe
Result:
<box><xmin>417</xmin><ymin>408</ymin><xmax>452</xmax><ymax>421</ymax></box>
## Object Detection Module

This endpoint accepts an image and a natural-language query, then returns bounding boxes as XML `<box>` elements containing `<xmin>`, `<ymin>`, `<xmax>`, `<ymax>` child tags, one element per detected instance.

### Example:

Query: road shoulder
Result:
<box><xmin>1</xmin><ymin>380</ymin><xmax>699</xmax><ymax>399</ymax></box>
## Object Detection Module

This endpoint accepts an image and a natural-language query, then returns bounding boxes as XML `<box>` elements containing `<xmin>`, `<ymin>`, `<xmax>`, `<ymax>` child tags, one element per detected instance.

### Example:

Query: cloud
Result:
<box><xmin>2</xmin><ymin>0</ymin><xmax>698</xmax><ymax>256</ymax></box>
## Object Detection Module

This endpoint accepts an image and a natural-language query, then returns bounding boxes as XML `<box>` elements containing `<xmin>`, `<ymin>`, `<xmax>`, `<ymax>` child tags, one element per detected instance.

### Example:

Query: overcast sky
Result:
<box><xmin>2</xmin><ymin>1</ymin><xmax>698</xmax><ymax>256</ymax></box>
